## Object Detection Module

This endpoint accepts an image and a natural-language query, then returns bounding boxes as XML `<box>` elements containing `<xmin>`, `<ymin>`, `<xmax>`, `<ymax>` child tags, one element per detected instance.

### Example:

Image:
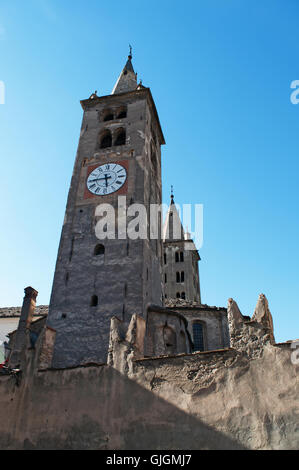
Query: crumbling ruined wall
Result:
<box><xmin>0</xmin><ymin>294</ymin><xmax>297</xmax><ymax>450</ymax></box>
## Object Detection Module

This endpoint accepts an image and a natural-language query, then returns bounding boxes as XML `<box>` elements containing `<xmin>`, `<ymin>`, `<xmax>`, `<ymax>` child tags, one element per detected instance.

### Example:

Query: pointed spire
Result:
<box><xmin>162</xmin><ymin>191</ymin><xmax>184</xmax><ymax>241</ymax></box>
<box><xmin>112</xmin><ymin>47</ymin><xmax>138</xmax><ymax>95</ymax></box>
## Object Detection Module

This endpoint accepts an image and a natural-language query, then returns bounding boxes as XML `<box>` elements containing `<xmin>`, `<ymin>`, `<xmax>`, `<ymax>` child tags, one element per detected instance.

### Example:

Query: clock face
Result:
<box><xmin>86</xmin><ymin>163</ymin><xmax>127</xmax><ymax>196</ymax></box>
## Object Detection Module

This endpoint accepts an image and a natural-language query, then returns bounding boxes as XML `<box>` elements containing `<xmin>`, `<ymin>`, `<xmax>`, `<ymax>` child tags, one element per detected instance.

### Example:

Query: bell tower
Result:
<box><xmin>162</xmin><ymin>192</ymin><xmax>201</xmax><ymax>303</ymax></box>
<box><xmin>46</xmin><ymin>52</ymin><xmax>165</xmax><ymax>368</ymax></box>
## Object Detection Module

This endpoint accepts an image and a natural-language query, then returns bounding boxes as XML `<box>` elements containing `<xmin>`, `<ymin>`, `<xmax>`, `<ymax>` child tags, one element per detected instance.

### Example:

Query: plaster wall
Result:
<box><xmin>0</xmin><ymin>341</ymin><xmax>297</xmax><ymax>450</ymax></box>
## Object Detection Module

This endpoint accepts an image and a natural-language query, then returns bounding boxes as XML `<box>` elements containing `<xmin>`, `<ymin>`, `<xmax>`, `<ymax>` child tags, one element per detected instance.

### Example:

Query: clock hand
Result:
<box><xmin>105</xmin><ymin>174</ymin><xmax>111</xmax><ymax>187</ymax></box>
<box><xmin>90</xmin><ymin>174</ymin><xmax>112</xmax><ymax>184</ymax></box>
<box><xmin>95</xmin><ymin>173</ymin><xmax>112</xmax><ymax>187</ymax></box>
<box><xmin>98</xmin><ymin>175</ymin><xmax>111</xmax><ymax>180</ymax></box>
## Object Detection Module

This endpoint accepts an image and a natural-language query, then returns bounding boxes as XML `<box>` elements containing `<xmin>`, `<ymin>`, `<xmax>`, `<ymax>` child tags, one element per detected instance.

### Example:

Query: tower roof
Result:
<box><xmin>111</xmin><ymin>51</ymin><xmax>137</xmax><ymax>95</ymax></box>
<box><xmin>162</xmin><ymin>192</ymin><xmax>185</xmax><ymax>242</ymax></box>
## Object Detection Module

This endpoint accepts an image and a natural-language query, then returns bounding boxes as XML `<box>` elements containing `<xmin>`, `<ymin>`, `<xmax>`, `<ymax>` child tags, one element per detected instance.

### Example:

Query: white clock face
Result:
<box><xmin>86</xmin><ymin>163</ymin><xmax>127</xmax><ymax>195</ymax></box>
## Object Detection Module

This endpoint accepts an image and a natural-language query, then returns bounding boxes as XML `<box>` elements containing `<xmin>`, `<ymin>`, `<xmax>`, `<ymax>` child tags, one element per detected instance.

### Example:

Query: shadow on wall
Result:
<box><xmin>0</xmin><ymin>364</ymin><xmax>247</xmax><ymax>450</ymax></box>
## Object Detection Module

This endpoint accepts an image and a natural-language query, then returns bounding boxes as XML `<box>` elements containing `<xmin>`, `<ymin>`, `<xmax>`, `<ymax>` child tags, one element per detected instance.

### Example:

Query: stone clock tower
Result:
<box><xmin>46</xmin><ymin>53</ymin><xmax>165</xmax><ymax>368</ymax></box>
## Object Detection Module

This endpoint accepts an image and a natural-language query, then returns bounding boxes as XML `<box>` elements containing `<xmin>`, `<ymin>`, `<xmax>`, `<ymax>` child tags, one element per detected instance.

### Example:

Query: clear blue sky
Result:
<box><xmin>0</xmin><ymin>0</ymin><xmax>298</xmax><ymax>342</ymax></box>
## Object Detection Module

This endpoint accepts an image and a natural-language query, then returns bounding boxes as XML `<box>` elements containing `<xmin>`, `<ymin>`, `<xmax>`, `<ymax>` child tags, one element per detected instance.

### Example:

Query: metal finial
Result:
<box><xmin>129</xmin><ymin>44</ymin><xmax>132</xmax><ymax>59</ymax></box>
<box><xmin>171</xmin><ymin>185</ymin><xmax>174</xmax><ymax>204</ymax></box>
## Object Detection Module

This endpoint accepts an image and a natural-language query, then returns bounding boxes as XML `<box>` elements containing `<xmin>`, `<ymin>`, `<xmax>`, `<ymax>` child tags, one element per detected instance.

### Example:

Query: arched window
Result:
<box><xmin>103</xmin><ymin>109</ymin><xmax>114</xmax><ymax>122</ymax></box>
<box><xmin>181</xmin><ymin>271</ymin><xmax>185</xmax><ymax>282</ymax></box>
<box><xmin>180</xmin><ymin>252</ymin><xmax>184</xmax><ymax>262</ymax></box>
<box><xmin>193</xmin><ymin>322</ymin><xmax>205</xmax><ymax>352</ymax></box>
<box><xmin>114</xmin><ymin>128</ymin><xmax>126</xmax><ymax>146</ymax></box>
<box><xmin>181</xmin><ymin>292</ymin><xmax>186</xmax><ymax>300</ymax></box>
<box><xmin>116</xmin><ymin>107</ymin><xmax>127</xmax><ymax>119</ymax></box>
<box><xmin>164</xmin><ymin>273</ymin><xmax>167</xmax><ymax>283</ymax></box>
<box><xmin>176</xmin><ymin>272</ymin><xmax>180</xmax><ymax>283</ymax></box>
<box><xmin>94</xmin><ymin>244</ymin><xmax>105</xmax><ymax>256</ymax></box>
<box><xmin>175</xmin><ymin>252</ymin><xmax>179</xmax><ymax>263</ymax></box>
<box><xmin>99</xmin><ymin>130</ymin><xmax>112</xmax><ymax>148</ymax></box>
<box><xmin>90</xmin><ymin>295</ymin><xmax>98</xmax><ymax>307</ymax></box>
<box><xmin>176</xmin><ymin>292</ymin><xmax>180</xmax><ymax>298</ymax></box>
<box><xmin>164</xmin><ymin>253</ymin><xmax>167</xmax><ymax>265</ymax></box>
